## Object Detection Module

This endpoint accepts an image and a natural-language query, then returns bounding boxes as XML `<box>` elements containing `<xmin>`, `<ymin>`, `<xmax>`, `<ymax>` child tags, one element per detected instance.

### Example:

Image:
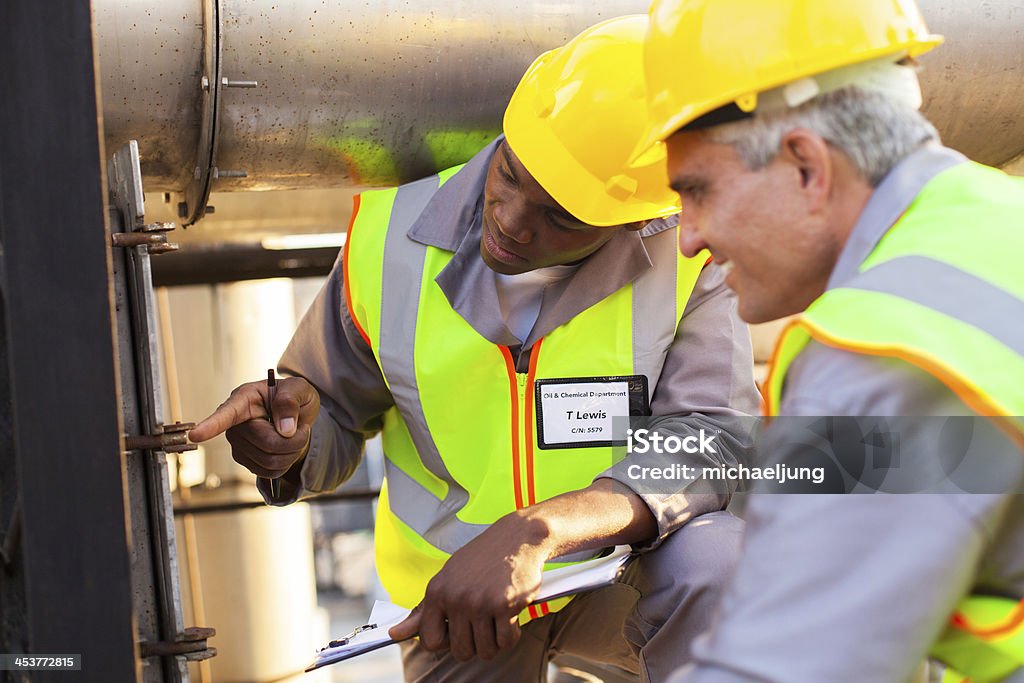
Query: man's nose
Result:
<box><xmin>493</xmin><ymin>198</ymin><xmax>532</xmax><ymax>244</ymax></box>
<box><xmin>676</xmin><ymin>212</ymin><xmax>709</xmax><ymax>258</ymax></box>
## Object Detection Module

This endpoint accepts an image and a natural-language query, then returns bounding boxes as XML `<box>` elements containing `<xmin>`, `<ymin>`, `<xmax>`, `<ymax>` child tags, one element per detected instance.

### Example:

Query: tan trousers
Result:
<box><xmin>400</xmin><ymin>511</ymin><xmax>744</xmax><ymax>683</ymax></box>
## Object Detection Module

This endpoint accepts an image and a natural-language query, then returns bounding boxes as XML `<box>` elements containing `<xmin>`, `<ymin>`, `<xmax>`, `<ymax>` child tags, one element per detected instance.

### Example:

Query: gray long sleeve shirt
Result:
<box><xmin>263</xmin><ymin>139</ymin><xmax>760</xmax><ymax>548</ymax></box>
<box><xmin>672</xmin><ymin>145</ymin><xmax>1024</xmax><ymax>683</ymax></box>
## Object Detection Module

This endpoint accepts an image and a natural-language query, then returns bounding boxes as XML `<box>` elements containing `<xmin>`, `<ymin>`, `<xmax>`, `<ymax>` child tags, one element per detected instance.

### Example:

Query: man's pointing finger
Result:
<box><xmin>188</xmin><ymin>384</ymin><xmax>266</xmax><ymax>442</ymax></box>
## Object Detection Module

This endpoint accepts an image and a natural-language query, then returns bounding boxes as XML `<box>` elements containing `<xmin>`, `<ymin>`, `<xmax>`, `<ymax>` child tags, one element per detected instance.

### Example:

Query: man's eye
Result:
<box><xmin>547</xmin><ymin>213</ymin><xmax>580</xmax><ymax>231</ymax></box>
<box><xmin>679</xmin><ymin>184</ymin><xmax>707</xmax><ymax>201</ymax></box>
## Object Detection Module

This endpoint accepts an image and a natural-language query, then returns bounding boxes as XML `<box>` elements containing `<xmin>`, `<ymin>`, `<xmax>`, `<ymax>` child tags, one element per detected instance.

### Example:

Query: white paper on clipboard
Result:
<box><xmin>305</xmin><ymin>546</ymin><xmax>633</xmax><ymax>672</ymax></box>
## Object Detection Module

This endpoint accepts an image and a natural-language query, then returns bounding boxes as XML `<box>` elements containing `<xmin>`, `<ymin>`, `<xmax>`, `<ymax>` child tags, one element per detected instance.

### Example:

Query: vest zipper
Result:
<box><xmin>500</xmin><ymin>347</ymin><xmax>527</xmax><ymax>510</ymax></box>
<box><xmin>500</xmin><ymin>343</ymin><xmax>549</xmax><ymax>619</ymax></box>
<box><xmin>517</xmin><ymin>368</ymin><xmax>545</xmax><ymax>620</ymax></box>
<box><xmin>517</xmin><ymin>371</ymin><xmax>530</xmax><ymax>506</ymax></box>
<box><xmin>523</xmin><ymin>341</ymin><xmax>549</xmax><ymax>617</ymax></box>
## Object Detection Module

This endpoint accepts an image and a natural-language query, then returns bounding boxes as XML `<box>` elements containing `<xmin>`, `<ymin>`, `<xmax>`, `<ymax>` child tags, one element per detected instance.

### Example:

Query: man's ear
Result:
<box><xmin>778</xmin><ymin>128</ymin><xmax>832</xmax><ymax>211</ymax></box>
<box><xmin>623</xmin><ymin>220</ymin><xmax>649</xmax><ymax>232</ymax></box>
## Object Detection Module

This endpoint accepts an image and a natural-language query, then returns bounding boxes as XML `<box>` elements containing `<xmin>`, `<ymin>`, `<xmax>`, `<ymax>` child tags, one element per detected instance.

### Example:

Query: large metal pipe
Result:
<box><xmin>95</xmin><ymin>0</ymin><xmax>1024</xmax><ymax>223</ymax></box>
<box><xmin>918</xmin><ymin>0</ymin><xmax>1024</xmax><ymax>170</ymax></box>
<box><xmin>95</xmin><ymin>0</ymin><xmax>652</xmax><ymax>223</ymax></box>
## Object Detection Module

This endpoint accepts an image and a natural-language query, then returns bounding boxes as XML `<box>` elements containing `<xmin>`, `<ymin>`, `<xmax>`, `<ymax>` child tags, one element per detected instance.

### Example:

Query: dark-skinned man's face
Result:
<box><xmin>479</xmin><ymin>141</ymin><xmax>639</xmax><ymax>275</ymax></box>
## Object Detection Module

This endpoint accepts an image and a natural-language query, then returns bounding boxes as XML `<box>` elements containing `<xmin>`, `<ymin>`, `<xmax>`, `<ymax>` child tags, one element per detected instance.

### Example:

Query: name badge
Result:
<box><xmin>534</xmin><ymin>375</ymin><xmax>650</xmax><ymax>450</ymax></box>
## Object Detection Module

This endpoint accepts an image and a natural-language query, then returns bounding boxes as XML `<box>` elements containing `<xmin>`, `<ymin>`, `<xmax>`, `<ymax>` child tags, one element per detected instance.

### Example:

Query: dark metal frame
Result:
<box><xmin>0</xmin><ymin>0</ymin><xmax>138</xmax><ymax>678</ymax></box>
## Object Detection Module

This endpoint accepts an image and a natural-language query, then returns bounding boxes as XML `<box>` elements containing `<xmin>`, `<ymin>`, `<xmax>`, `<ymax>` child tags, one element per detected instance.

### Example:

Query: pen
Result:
<box><xmin>265</xmin><ymin>368</ymin><xmax>280</xmax><ymax>498</ymax></box>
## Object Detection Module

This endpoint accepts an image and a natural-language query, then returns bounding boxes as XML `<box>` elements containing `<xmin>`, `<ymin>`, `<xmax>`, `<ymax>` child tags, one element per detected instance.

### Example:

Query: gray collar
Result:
<box><xmin>828</xmin><ymin>143</ymin><xmax>967</xmax><ymax>289</ymax></box>
<box><xmin>406</xmin><ymin>138</ymin><xmax>498</xmax><ymax>252</ymax></box>
<box><xmin>405</xmin><ymin>135</ymin><xmax>677</xmax><ymax>348</ymax></box>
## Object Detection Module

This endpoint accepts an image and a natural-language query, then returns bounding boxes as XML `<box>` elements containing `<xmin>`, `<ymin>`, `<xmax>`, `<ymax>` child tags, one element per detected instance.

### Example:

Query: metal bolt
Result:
<box><xmin>204</xmin><ymin>205</ymin><xmax>216</xmax><ymax>215</ymax></box>
<box><xmin>221</xmin><ymin>78</ymin><xmax>258</xmax><ymax>88</ymax></box>
<box><xmin>125</xmin><ymin>432</ymin><xmax>195</xmax><ymax>453</ymax></box>
<box><xmin>212</xmin><ymin>168</ymin><xmax>248</xmax><ymax>179</ymax></box>
<box><xmin>140</xmin><ymin>626</ymin><xmax>217</xmax><ymax>660</ymax></box>
<box><xmin>141</xmin><ymin>221</ymin><xmax>176</xmax><ymax>233</ymax></box>
<box><xmin>125</xmin><ymin>422</ymin><xmax>197</xmax><ymax>453</ymax></box>
<box><xmin>201</xmin><ymin>76</ymin><xmax>210</xmax><ymax>91</ymax></box>
<box><xmin>111</xmin><ymin>232</ymin><xmax>167</xmax><ymax>248</ymax></box>
<box><xmin>147</xmin><ymin>243</ymin><xmax>180</xmax><ymax>255</ymax></box>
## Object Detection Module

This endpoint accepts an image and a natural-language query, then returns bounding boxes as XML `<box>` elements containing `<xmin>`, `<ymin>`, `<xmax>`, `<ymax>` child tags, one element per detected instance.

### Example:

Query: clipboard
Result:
<box><xmin>305</xmin><ymin>546</ymin><xmax>633</xmax><ymax>672</ymax></box>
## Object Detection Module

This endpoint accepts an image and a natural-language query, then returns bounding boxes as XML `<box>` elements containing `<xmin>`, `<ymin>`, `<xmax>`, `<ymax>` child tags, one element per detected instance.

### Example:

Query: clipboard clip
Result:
<box><xmin>322</xmin><ymin>623</ymin><xmax>378</xmax><ymax>650</ymax></box>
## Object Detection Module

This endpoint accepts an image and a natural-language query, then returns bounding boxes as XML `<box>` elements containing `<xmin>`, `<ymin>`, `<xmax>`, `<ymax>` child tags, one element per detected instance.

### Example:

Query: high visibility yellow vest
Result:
<box><xmin>932</xmin><ymin>596</ymin><xmax>1024</xmax><ymax>682</ymax></box>
<box><xmin>765</xmin><ymin>160</ymin><xmax>1024</xmax><ymax>681</ymax></box>
<box><xmin>343</xmin><ymin>165</ymin><xmax>706</xmax><ymax>620</ymax></box>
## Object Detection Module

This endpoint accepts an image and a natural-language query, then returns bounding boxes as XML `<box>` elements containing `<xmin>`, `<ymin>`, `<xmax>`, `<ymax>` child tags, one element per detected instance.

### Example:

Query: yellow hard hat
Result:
<box><xmin>503</xmin><ymin>15</ymin><xmax>681</xmax><ymax>227</ymax></box>
<box><xmin>637</xmin><ymin>0</ymin><xmax>944</xmax><ymax>154</ymax></box>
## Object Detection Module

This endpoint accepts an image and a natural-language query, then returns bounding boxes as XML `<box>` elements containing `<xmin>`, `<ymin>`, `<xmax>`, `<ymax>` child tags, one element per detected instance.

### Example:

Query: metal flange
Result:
<box><xmin>179</xmin><ymin>0</ymin><xmax>220</xmax><ymax>226</ymax></box>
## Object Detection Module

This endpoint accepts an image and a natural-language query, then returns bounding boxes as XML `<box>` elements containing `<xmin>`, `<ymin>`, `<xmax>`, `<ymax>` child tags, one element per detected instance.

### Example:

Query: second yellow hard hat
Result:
<box><xmin>637</xmin><ymin>0</ymin><xmax>943</xmax><ymax>155</ymax></box>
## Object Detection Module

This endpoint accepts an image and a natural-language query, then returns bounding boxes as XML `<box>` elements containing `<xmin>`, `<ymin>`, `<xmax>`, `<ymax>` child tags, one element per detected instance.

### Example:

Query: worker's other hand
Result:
<box><xmin>388</xmin><ymin>513</ymin><xmax>551</xmax><ymax>661</ymax></box>
<box><xmin>188</xmin><ymin>376</ymin><xmax>320</xmax><ymax>479</ymax></box>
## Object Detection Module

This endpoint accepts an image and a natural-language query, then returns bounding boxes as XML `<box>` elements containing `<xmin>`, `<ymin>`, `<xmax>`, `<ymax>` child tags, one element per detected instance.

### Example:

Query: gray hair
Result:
<box><xmin>705</xmin><ymin>86</ymin><xmax>939</xmax><ymax>186</ymax></box>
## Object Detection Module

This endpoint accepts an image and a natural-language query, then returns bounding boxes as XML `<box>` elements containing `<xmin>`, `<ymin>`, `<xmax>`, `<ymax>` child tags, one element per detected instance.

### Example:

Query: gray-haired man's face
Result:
<box><xmin>666</xmin><ymin>129</ymin><xmax>843</xmax><ymax>323</ymax></box>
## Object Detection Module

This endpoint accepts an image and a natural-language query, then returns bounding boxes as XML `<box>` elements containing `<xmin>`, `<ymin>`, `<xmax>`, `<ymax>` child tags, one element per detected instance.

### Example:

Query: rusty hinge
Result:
<box><xmin>124</xmin><ymin>422</ymin><xmax>198</xmax><ymax>454</ymax></box>
<box><xmin>139</xmin><ymin>626</ymin><xmax>217</xmax><ymax>662</ymax></box>
<box><xmin>111</xmin><ymin>221</ymin><xmax>179</xmax><ymax>255</ymax></box>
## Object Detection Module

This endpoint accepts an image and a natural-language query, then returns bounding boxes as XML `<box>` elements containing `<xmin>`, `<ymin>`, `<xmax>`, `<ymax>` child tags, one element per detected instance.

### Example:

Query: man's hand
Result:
<box><xmin>388</xmin><ymin>513</ymin><xmax>553</xmax><ymax>661</ymax></box>
<box><xmin>188</xmin><ymin>376</ymin><xmax>320</xmax><ymax>480</ymax></box>
<box><xmin>387</xmin><ymin>480</ymin><xmax>657</xmax><ymax>661</ymax></box>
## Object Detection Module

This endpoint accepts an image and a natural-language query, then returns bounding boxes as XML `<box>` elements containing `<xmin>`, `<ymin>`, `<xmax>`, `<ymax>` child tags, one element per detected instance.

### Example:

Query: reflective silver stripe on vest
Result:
<box><xmin>383</xmin><ymin>458</ymin><xmax>489</xmax><ymax>550</ymax></box>
<box><xmin>846</xmin><ymin>255</ymin><xmax>1024</xmax><ymax>356</ymax></box>
<box><xmin>377</xmin><ymin>177</ymin><xmax>489</xmax><ymax>554</ymax></box>
<box><xmin>632</xmin><ymin>227</ymin><xmax>681</xmax><ymax>400</ymax></box>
